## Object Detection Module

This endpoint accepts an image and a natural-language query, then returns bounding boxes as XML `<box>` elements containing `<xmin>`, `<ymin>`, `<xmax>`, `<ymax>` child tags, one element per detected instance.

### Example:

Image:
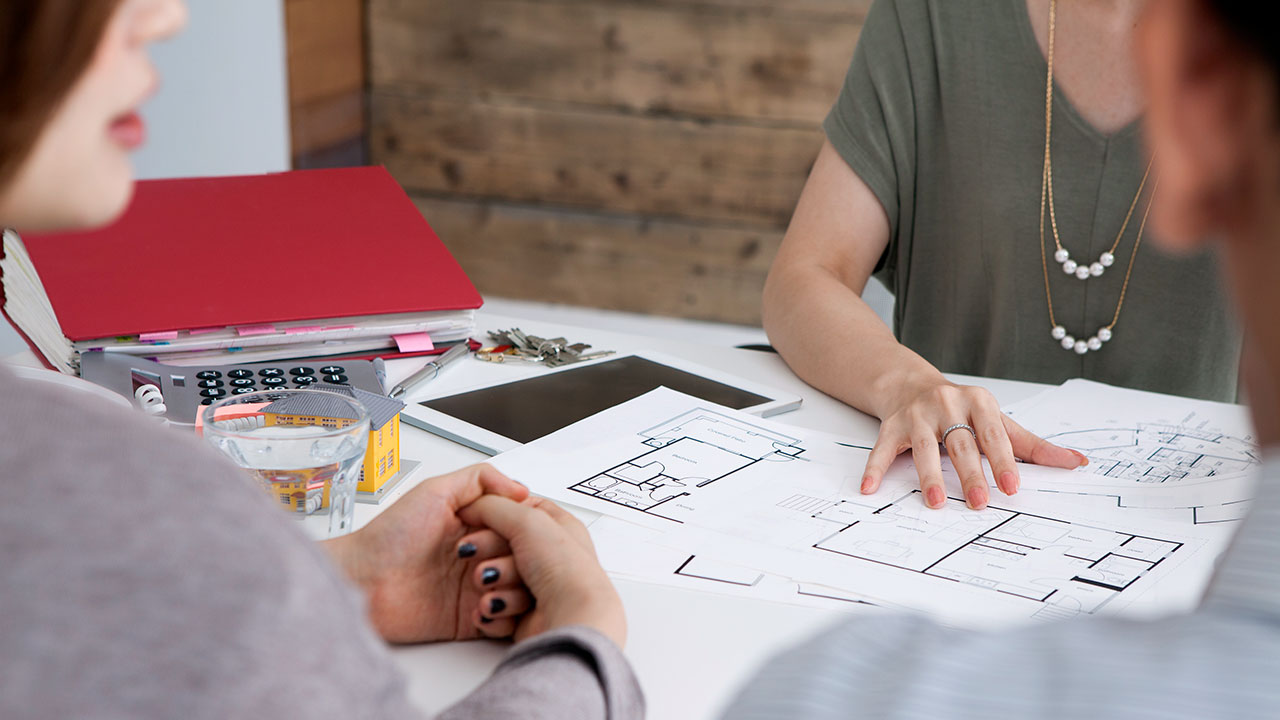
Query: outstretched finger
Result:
<box><xmin>455</xmin><ymin>529</ymin><xmax>510</xmax><ymax>562</ymax></box>
<box><xmin>971</xmin><ymin>407</ymin><xmax>1021</xmax><ymax>496</ymax></box>
<box><xmin>910</xmin><ymin>431</ymin><xmax>947</xmax><ymax>509</ymax></box>
<box><xmin>862</xmin><ymin>429</ymin><xmax>908</xmax><ymax>495</ymax></box>
<box><xmin>943</xmin><ymin>425</ymin><xmax>988</xmax><ymax>510</ymax></box>
<box><xmin>1003</xmin><ymin>416</ymin><xmax>1087</xmax><ymax>469</ymax></box>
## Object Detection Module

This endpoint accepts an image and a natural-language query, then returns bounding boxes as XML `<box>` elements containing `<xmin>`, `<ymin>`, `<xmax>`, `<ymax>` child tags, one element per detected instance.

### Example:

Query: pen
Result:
<box><xmin>388</xmin><ymin>342</ymin><xmax>470</xmax><ymax>399</ymax></box>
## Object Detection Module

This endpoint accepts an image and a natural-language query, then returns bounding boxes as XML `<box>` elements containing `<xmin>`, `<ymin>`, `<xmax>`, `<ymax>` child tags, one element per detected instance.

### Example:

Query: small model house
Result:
<box><xmin>259</xmin><ymin>385</ymin><xmax>406</xmax><ymax>496</ymax></box>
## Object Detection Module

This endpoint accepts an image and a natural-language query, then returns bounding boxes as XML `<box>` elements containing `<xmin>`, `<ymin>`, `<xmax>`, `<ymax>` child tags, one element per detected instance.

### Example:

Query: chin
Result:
<box><xmin>61</xmin><ymin>157</ymin><xmax>136</xmax><ymax>231</ymax></box>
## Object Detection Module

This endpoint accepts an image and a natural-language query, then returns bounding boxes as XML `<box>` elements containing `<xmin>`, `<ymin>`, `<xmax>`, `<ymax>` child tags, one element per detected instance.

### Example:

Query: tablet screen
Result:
<box><xmin>419</xmin><ymin>355</ymin><xmax>773</xmax><ymax>444</ymax></box>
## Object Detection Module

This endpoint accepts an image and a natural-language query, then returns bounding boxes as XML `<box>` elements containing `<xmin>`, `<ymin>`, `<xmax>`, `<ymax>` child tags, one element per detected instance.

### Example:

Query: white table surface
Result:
<box><xmin>3</xmin><ymin>309</ymin><xmax>1046</xmax><ymax>720</ymax></box>
<box><xmin>368</xmin><ymin>310</ymin><xmax>1048</xmax><ymax>720</ymax></box>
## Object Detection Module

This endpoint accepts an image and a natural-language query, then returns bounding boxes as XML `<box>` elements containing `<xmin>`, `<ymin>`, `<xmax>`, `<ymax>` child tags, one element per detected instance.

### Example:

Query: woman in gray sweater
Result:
<box><xmin>0</xmin><ymin>2</ymin><xmax>642</xmax><ymax>718</ymax></box>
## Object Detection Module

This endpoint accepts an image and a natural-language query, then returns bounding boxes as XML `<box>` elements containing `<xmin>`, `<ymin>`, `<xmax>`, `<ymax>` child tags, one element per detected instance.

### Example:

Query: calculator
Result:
<box><xmin>79</xmin><ymin>352</ymin><xmax>386</xmax><ymax>424</ymax></box>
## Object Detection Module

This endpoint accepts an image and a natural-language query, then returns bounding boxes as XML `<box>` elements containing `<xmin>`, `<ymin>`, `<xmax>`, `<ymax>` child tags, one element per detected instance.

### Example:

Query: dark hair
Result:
<box><xmin>0</xmin><ymin>1</ymin><xmax>123</xmax><ymax>188</ymax></box>
<box><xmin>1204</xmin><ymin>1</ymin><xmax>1280</xmax><ymax>81</ymax></box>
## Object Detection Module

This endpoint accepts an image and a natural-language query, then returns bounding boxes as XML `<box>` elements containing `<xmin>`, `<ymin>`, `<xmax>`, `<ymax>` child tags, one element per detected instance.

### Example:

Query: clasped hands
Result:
<box><xmin>323</xmin><ymin>464</ymin><xmax>625</xmax><ymax>649</ymax></box>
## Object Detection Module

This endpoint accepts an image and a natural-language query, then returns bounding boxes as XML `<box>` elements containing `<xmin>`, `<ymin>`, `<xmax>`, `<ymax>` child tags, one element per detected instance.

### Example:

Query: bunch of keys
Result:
<box><xmin>477</xmin><ymin>328</ymin><xmax>615</xmax><ymax>368</ymax></box>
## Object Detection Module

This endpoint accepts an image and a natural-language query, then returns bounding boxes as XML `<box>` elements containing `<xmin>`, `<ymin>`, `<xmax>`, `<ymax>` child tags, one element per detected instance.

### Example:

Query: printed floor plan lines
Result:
<box><xmin>814</xmin><ymin>491</ymin><xmax>1183</xmax><ymax>618</ymax></box>
<box><xmin>570</xmin><ymin>409</ymin><xmax>807</xmax><ymax>521</ymax></box>
<box><xmin>1046</xmin><ymin>423</ymin><xmax>1260</xmax><ymax>483</ymax></box>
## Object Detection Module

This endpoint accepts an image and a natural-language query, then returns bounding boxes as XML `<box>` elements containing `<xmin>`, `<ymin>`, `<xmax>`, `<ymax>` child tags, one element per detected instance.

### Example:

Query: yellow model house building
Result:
<box><xmin>259</xmin><ymin>385</ymin><xmax>406</xmax><ymax>495</ymax></box>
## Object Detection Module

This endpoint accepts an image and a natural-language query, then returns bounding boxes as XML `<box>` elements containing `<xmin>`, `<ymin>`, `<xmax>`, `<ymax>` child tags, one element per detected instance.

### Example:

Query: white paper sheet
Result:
<box><xmin>493</xmin><ymin>388</ymin><xmax>1231</xmax><ymax>628</ymax></box>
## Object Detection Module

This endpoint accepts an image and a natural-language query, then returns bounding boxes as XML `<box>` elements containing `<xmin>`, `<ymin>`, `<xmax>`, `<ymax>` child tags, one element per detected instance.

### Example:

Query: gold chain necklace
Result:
<box><xmin>1039</xmin><ymin>0</ymin><xmax>1157</xmax><ymax>355</ymax></box>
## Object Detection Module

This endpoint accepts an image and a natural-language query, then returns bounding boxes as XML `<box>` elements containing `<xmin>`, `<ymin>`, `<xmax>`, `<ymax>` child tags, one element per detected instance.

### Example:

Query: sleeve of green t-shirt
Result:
<box><xmin>823</xmin><ymin>0</ymin><xmax>926</xmax><ymax>292</ymax></box>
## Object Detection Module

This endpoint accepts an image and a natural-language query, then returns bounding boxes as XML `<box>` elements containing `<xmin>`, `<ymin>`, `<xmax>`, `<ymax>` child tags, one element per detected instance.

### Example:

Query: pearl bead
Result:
<box><xmin>1087</xmin><ymin>336</ymin><xmax>1102</xmax><ymax>351</ymax></box>
<box><xmin>1089</xmin><ymin>262</ymin><xmax>1105</xmax><ymax>277</ymax></box>
<box><xmin>1054</xmin><ymin>249</ymin><xmax>1070</xmax><ymax>264</ymax></box>
<box><xmin>1061</xmin><ymin>335</ymin><xmax>1076</xmax><ymax>350</ymax></box>
<box><xmin>1100</xmin><ymin>252</ymin><xmax>1115</xmax><ymax>267</ymax></box>
<box><xmin>1098</xmin><ymin>327</ymin><xmax>1112</xmax><ymax>342</ymax></box>
<box><xmin>1062</xmin><ymin>260</ymin><xmax>1078</xmax><ymax>274</ymax></box>
<box><xmin>1075</xmin><ymin>265</ymin><xmax>1091</xmax><ymax>279</ymax></box>
<box><xmin>1074</xmin><ymin>340</ymin><xmax>1088</xmax><ymax>354</ymax></box>
<box><xmin>1051</xmin><ymin>325</ymin><xmax>1067</xmax><ymax>340</ymax></box>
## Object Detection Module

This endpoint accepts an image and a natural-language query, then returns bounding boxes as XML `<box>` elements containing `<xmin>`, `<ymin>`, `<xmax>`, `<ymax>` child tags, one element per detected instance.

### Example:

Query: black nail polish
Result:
<box><xmin>481</xmin><ymin>567</ymin><xmax>500</xmax><ymax>585</ymax></box>
<box><xmin>479</xmin><ymin>616</ymin><xmax>493</xmax><ymax>624</ymax></box>
<box><xmin>490</xmin><ymin>597</ymin><xmax>507</xmax><ymax>615</ymax></box>
<box><xmin>457</xmin><ymin>542</ymin><xmax>477</xmax><ymax>559</ymax></box>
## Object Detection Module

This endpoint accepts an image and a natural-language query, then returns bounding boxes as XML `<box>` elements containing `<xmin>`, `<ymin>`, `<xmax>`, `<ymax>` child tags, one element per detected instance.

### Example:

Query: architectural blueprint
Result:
<box><xmin>1005</xmin><ymin>379</ymin><xmax>1259</xmax><ymax>522</ymax></box>
<box><xmin>493</xmin><ymin>388</ymin><xmax>1229</xmax><ymax>627</ymax></box>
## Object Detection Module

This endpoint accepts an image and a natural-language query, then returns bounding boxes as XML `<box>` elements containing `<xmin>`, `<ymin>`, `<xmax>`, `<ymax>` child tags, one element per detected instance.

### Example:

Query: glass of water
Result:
<box><xmin>202</xmin><ymin>389</ymin><xmax>370</xmax><ymax>539</ymax></box>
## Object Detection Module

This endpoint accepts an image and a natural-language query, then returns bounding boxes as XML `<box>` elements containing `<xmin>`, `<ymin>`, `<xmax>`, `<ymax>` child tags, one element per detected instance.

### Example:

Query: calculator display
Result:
<box><xmin>420</xmin><ymin>356</ymin><xmax>772</xmax><ymax>444</ymax></box>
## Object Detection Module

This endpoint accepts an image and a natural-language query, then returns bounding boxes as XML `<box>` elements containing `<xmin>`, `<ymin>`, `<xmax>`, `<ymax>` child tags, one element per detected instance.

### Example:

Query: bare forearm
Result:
<box><xmin>763</xmin><ymin>263</ymin><xmax>947</xmax><ymax>420</ymax></box>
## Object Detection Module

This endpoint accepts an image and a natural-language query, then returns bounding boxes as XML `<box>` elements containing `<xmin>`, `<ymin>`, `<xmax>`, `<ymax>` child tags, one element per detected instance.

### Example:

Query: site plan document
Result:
<box><xmin>492</xmin><ymin>388</ymin><xmax>1234</xmax><ymax>628</ymax></box>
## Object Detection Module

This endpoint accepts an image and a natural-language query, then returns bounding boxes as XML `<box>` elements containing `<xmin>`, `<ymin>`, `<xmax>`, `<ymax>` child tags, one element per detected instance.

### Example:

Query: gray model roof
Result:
<box><xmin>261</xmin><ymin>385</ymin><xmax>404</xmax><ymax>431</ymax></box>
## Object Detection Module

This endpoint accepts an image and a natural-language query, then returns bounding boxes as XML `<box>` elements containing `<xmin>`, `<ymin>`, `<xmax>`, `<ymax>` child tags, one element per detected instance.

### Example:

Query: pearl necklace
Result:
<box><xmin>1038</xmin><ymin>0</ymin><xmax>1157</xmax><ymax>355</ymax></box>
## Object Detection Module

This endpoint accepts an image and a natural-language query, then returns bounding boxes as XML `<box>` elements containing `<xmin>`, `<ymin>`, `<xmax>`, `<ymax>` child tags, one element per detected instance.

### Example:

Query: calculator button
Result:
<box><xmin>323</xmin><ymin>374</ymin><xmax>348</xmax><ymax>384</ymax></box>
<box><xmin>200</xmin><ymin>388</ymin><xmax>227</xmax><ymax>398</ymax></box>
<box><xmin>197</xmin><ymin>379</ymin><xmax>223</xmax><ymax>389</ymax></box>
<box><xmin>201</xmin><ymin>398</ymin><xmax>217</xmax><ymax>406</ymax></box>
<box><xmin>319</xmin><ymin>366</ymin><xmax>345</xmax><ymax>375</ymax></box>
<box><xmin>228</xmin><ymin>369</ymin><xmax>253</xmax><ymax>379</ymax></box>
<box><xmin>230</xmin><ymin>378</ymin><xmax>255</xmax><ymax>388</ymax></box>
<box><xmin>258</xmin><ymin>367</ymin><xmax>284</xmax><ymax>378</ymax></box>
<box><xmin>232</xmin><ymin>387</ymin><xmax>256</xmax><ymax>395</ymax></box>
<box><xmin>196</xmin><ymin>370</ymin><xmax>222</xmax><ymax>380</ymax></box>
<box><xmin>262</xmin><ymin>377</ymin><xmax>287</xmax><ymax>387</ymax></box>
<box><xmin>293</xmin><ymin>376</ymin><xmax>316</xmax><ymax>386</ymax></box>
<box><xmin>289</xmin><ymin>366</ymin><xmax>315</xmax><ymax>376</ymax></box>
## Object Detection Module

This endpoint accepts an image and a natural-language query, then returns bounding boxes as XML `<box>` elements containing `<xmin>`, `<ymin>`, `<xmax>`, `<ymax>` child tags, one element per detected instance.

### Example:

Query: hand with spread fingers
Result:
<box><xmin>322</xmin><ymin>463</ymin><xmax>536</xmax><ymax>644</ymax></box>
<box><xmin>860</xmin><ymin>381</ymin><xmax>1088</xmax><ymax>510</ymax></box>
<box><xmin>457</xmin><ymin>495</ymin><xmax>627</xmax><ymax>648</ymax></box>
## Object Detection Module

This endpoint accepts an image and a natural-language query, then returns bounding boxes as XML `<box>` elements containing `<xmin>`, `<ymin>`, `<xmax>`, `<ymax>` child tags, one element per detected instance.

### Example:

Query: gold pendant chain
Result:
<box><xmin>1038</xmin><ymin>0</ymin><xmax>1158</xmax><ymax>353</ymax></box>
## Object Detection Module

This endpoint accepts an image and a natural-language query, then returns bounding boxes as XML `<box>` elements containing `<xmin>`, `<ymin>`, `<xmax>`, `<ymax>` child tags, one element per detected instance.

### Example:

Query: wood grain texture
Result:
<box><xmin>369</xmin><ymin>0</ymin><xmax>864</xmax><ymax>125</ymax></box>
<box><xmin>285</xmin><ymin>0</ymin><xmax>367</xmax><ymax>159</ymax></box>
<box><xmin>415</xmin><ymin>195</ymin><xmax>780</xmax><ymax>325</ymax></box>
<box><xmin>372</xmin><ymin>92</ymin><xmax>823</xmax><ymax>228</ymax></box>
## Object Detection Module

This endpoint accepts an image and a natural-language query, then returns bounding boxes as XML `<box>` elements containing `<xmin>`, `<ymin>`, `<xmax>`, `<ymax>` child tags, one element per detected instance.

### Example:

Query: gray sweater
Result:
<box><xmin>0</xmin><ymin>365</ymin><xmax>643</xmax><ymax>719</ymax></box>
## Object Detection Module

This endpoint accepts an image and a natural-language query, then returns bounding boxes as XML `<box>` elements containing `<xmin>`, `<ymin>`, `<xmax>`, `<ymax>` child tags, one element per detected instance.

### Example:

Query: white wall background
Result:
<box><xmin>0</xmin><ymin>0</ymin><xmax>290</xmax><ymax>357</ymax></box>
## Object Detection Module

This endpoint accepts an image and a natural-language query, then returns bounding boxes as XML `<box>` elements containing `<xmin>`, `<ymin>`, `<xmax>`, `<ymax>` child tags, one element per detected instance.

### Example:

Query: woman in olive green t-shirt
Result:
<box><xmin>764</xmin><ymin>0</ymin><xmax>1240</xmax><ymax>510</ymax></box>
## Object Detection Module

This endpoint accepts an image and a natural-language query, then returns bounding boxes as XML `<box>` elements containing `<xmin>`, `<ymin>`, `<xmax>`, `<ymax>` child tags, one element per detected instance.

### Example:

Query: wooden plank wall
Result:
<box><xmin>368</xmin><ymin>0</ymin><xmax>869</xmax><ymax>325</ymax></box>
<box><xmin>285</xmin><ymin>0</ymin><xmax>367</xmax><ymax>169</ymax></box>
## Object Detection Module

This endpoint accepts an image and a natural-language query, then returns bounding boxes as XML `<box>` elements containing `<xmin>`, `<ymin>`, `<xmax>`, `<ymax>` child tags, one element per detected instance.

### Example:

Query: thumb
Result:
<box><xmin>429</xmin><ymin>463</ymin><xmax>528</xmax><ymax>511</ymax></box>
<box><xmin>457</xmin><ymin>494</ymin><xmax>546</xmax><ymax>541</ymax></box>
<box><xmin>1002</xmin><ymin>416</ymin><xmax>1087</xmax><ymax>469</ymax></box>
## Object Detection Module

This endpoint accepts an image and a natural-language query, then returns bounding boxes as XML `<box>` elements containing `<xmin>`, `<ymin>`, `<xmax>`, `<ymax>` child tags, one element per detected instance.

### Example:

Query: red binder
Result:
<box><xmin>6</xmin><ymin>166</ymin><xmax>481</xmax><ymax>341</ymax></box>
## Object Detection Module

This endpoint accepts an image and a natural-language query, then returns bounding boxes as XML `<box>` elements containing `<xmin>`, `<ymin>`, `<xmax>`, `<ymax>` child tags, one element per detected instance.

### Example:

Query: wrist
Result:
<box><xmin>869</xmin><ymin>364</ymin><xmax>951</xmax><ymax>420</ymax></box>
<box><xmin>321</xmin><ymin>531</ymin><xmax>375</xmax><ymax>595</ymax></box>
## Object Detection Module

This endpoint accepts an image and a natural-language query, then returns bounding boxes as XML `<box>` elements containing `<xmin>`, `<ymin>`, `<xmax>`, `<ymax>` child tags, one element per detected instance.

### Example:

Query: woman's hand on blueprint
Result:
<box><xmin>860</xmin><ymin>380</ymin><xmax>1087</xmax><ymax>511</ymax></box>
<box><xmin>457</xmin><ymin>495</ymin><xmax>627</xmax><ymax>648</ymax></box>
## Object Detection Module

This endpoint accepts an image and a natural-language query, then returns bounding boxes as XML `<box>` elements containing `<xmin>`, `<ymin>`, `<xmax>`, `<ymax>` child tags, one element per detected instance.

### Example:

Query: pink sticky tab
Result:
<box><xmin>139</xmin><ymin>331</ymin><xmax>179</xmax><ymax>342</ymax></box>
<box><xmin>188</xmin><ymin>327</ymin><xmax>222</xmax><ymax>336</ymax></box>
<box><xmin>394</xmin><ymin>332</ymin><xmax>435</xmax><ymax>353</ymax></box>
<box><xmin>236</xmin><ymin>324</ymin><xmax>276</xmax><ymax>337</ymax></box>
<box><xmin>285</xmin><ymin>326</ymin><xmax>323</xmax><ymax>335</ymax></box>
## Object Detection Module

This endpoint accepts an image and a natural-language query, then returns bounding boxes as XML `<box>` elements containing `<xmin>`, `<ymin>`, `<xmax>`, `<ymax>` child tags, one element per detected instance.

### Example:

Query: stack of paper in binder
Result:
<box><xmin>0</xmin><ymin>167</ymin><xmax>482</xmax><ymax>373</ymax></box>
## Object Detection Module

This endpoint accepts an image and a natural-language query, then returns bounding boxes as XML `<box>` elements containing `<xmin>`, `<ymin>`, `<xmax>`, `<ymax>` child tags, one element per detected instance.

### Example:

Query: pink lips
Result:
<box><xmin>108</xmin><ymin>111</ymin><xmax>146</xmax><ymax>149</ymax></box>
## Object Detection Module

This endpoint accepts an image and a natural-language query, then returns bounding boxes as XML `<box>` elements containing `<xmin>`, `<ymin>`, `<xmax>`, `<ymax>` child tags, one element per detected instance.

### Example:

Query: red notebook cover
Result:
<box><xmin>11</xmin><ymin>166</ymin><xmax>482</xmax><ymax>341</ymax></box>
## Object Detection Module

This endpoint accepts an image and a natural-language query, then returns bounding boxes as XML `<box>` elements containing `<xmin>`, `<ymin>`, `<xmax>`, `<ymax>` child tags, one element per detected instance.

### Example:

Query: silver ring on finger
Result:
<box><xmin>941</xmin><ymin>423</ymin><xmax>977</xmax><ymax>444</ymax></box>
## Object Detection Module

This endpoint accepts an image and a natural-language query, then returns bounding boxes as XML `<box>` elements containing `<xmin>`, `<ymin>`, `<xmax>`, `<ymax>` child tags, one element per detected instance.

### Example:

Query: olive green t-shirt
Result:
<box><xmin>826</xmin><ymin>0</ymin><xmax>1240</xmax><ymax>401</ymax></box>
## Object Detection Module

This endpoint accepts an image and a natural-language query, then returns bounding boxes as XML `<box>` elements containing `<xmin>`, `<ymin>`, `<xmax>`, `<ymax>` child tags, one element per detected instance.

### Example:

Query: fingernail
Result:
<box><xmin>457</xmin><ymin>542</ymin><xmax>477</xmax><ymax>559</ymax></box>
<box><xmin>1072</xmin><ymin>450</ymin><xmax>1090</xmax><ymax>467</ymax></box>
<box><xmin>966</xmin><ymin>486</ymin><xmax>988</xmax><ymax>510</ymax></box>
<box><xmin>490</xmin><ymin>597</ymin><xmax>507</xmax><ymax>615</ymax></box>
<box><xmin>860</xmin><ymin>475</ymin><xmax>875</xmax><ymax>494</ymax></box>
<box><xmin>1001</xmin><ymin>471</ymin><xmax>1019</xmax><ymax>496</ymax></box>
<box><xmin>926</xmin><ymin>486</ymin><xmax>946</xmax><ymax>508</ymax></box>
<box><xmin>481</xmin><ymin>567</ymin><xmax>500</xmax><ymax>585</ymax></box>
<box><xmin>479</xmin><ymin>616</ymin><xmax>493</xmax><ymax>624</ymax></box>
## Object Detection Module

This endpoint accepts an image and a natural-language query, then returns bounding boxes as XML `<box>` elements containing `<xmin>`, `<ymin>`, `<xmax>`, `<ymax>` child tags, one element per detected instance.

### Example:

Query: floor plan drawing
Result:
<box><xmin>814</xmin><ymin>491</ymin><xmax>1182</xmax><ymax>618</ymax></box>
<box><xmin>494</xmin><ymin>388</ymin><xmax>1226</xmax><ymax>626</ymax></box>
<box><xmin>1045</xmin><ymin>423</ymin><xmax>1260</xmax><ymax>483</ymax></box>
<box><xmin>569</xmin><ymin>409</ymin><xmax>806</xmax><ymax>521</ymax></box>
